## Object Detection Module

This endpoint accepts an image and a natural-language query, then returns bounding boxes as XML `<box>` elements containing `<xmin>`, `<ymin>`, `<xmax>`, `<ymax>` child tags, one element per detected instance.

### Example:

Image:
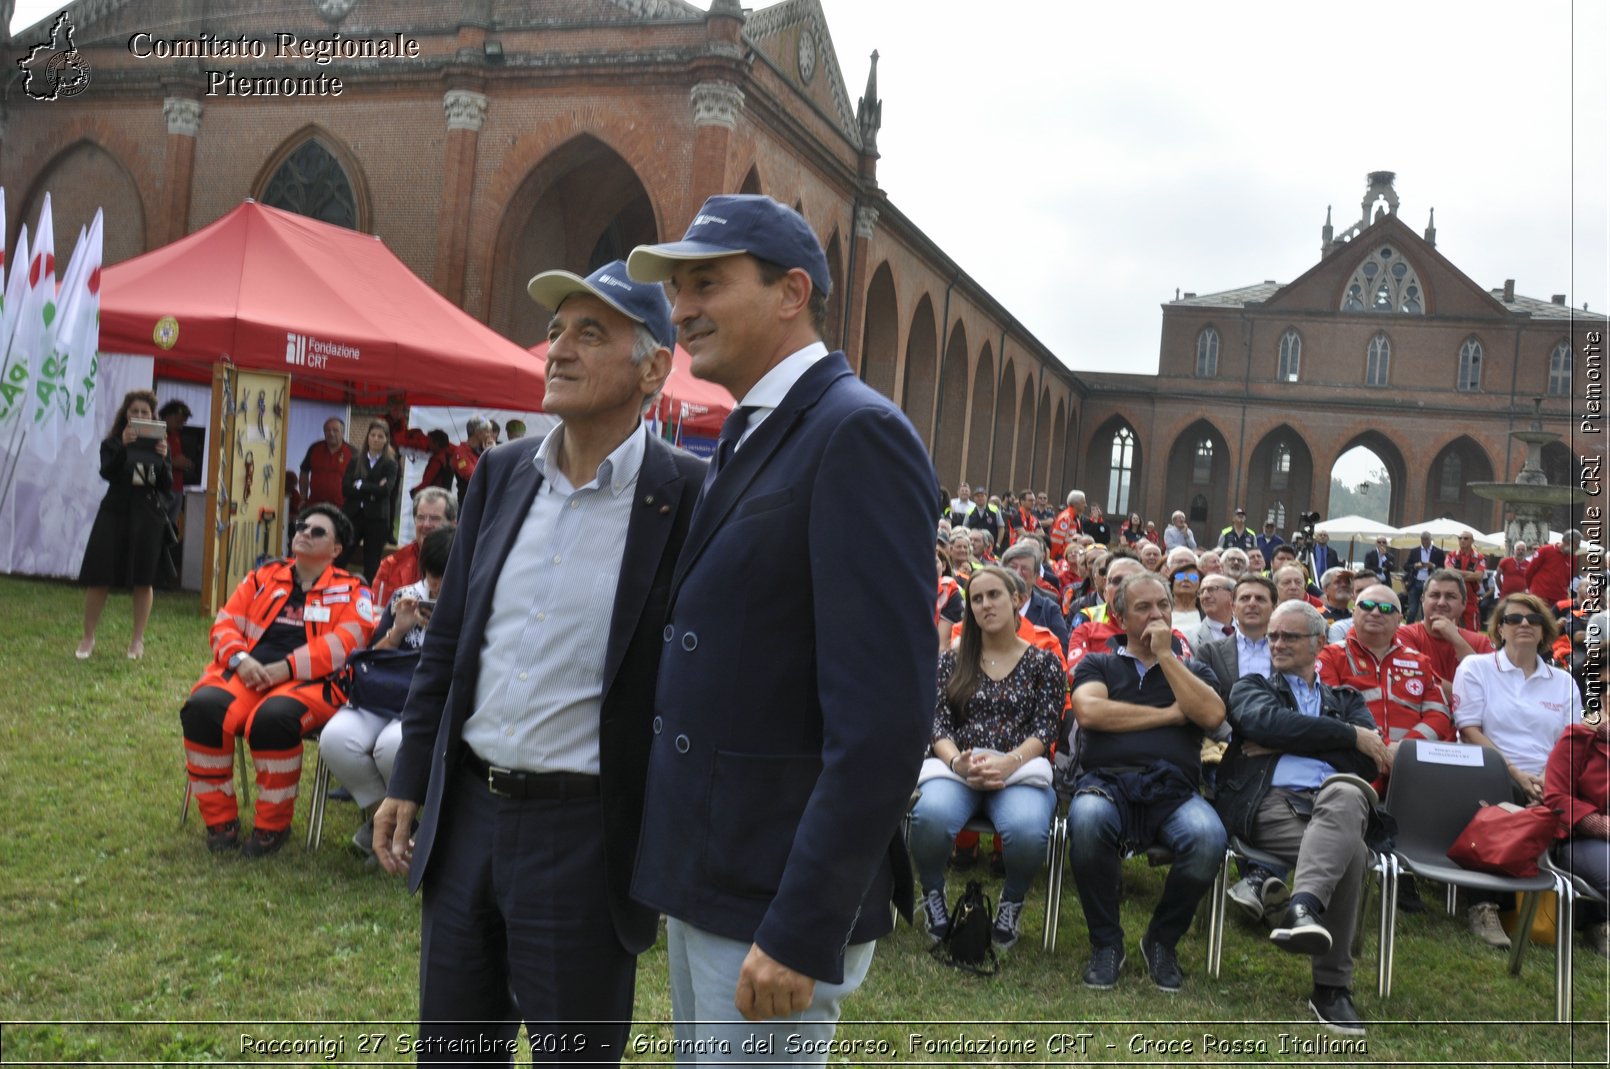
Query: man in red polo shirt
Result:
<box><xmin>1526</xmin><ymin>530</ymin><xmax>1581</xmax><ymax>605</ymax></box>
<box><xmin>299</xmin><ymin>417</ymin><xmax>352</xmax><ymax>508</ymax></box>
<box><xmin>1396</xmin><ymin>570</ymin><xmax>1494</xmax><ymax>703</ymax></box>
<box><xmin>369</xmin><ymin>487</ymin><xmax>457</xmax><ymax>607</ymax></box>
<box><xmin>1497</xmin><ymin>540</ymin><xmax>1531</xmax><ymax>598</ymax></box>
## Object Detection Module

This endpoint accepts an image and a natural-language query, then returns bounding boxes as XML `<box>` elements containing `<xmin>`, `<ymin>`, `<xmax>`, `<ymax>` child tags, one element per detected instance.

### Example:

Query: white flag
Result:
<box><xmin>29</xmin><ymin>218</ymin><xmax>84</xmax><ymax>460</ymax></box>
<box><xmin>0</xmin><ymin>223</ymin><xmax>26</xmax><ymax>426</ymax></box>
<box><xmin>59</xmin><ymin>210</ymin><xmax>103</xmax><ymax>455</ymax></box>
<box><xmin>0</xmin><ymin>192</ymin><xmax>53</xmax><ymax>436</ymax></box>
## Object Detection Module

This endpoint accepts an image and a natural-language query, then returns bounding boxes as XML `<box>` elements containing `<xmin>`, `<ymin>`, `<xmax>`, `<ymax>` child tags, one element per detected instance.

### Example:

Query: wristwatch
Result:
<box><xmin>227</xmin><ymin>652</ymin><xmax>247</xmax><ymax>672</ymax></box>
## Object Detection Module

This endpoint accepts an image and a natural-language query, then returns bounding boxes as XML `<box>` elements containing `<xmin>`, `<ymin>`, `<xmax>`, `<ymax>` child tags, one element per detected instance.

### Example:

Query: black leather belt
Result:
<box><xmin>463</xmin><ymin>750</ymin><xmax>600</xmax><ymax>800</ymax></box>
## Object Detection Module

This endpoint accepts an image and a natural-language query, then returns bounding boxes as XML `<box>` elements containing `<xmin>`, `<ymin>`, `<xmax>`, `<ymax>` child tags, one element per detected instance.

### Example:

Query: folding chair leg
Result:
<box><xmin>1508</xmin><ymin>889</ymin><xmax>1542</xmax><ymax>978</ymax></box>
<box><xmin>305</xmin><ymin>749</ymin><xmax>330</xmax><ymax>850</ymax></box>
<box><xmin>235</xmin><ymin>735</ymin><xmax>253</xmax><ymax>812</ymax></box>
<box><xmin>1042</xmin><ymin>814</ymin><xmax>1067</xmax><ymax>952</ymax></box>
<box><xmin>1555</xmin><ymin>875</ymin><xmax>1573</xmax><ymax>1024</ymax></box>
<box><xmin>1207</xmin><ymin>848</ymin><xmax>1230</xmax><ymax>979</ymax></box>
<box><xmin>1377</xmin><ymin>855</ymin><xmax>1398</xmax><ymax>999</ymax></box>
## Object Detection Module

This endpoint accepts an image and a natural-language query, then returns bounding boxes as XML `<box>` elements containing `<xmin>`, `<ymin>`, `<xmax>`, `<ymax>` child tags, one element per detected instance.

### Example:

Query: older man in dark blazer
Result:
<box><xmin>627</xmin><ymin>196</ymin><xmax>937</xmax><ymax>1064</ymax></box>
<box><xmin>373</xmin><ymin>262</ymin><xmax>705</xmax><ymax>1063</ymax></box>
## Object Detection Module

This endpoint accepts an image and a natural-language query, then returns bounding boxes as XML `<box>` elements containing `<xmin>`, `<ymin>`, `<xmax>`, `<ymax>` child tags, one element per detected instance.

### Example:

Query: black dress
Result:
<box><xmin>78</xmin><ymin>437</ymin><xmax>173</xmax><ymax>588</ymax></box>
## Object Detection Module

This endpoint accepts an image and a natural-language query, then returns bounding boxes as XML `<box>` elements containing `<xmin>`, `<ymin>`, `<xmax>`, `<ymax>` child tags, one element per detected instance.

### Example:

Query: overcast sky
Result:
<box><xmin>11</xmin><ymin>0</ymin><xmax>1607</xmax><ymax>381</ymax></box>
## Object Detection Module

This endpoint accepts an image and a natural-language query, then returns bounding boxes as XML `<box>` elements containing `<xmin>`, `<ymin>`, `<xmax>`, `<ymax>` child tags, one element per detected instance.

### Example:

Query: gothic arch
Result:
<box><xmin>1085</xmin><ymin>414</ymin><xmax>1143</xmax><ymax>520</ymax></box>
<box><xmin>1032</xmin><ymin>386</ymin><xmax>1052</xmax><ymax>488</ymax></box>
<box><xmin>933</xmin><ymin>322</ymin><xmax>970</xmax><ymax>486</ymax></box>
<box><xmin>860</xmin><ymin>262</ymin><xmax>898</xmax><ymax>400</ymax></box>
<box><xmin>1050</xmin><ymin>399</ymin><xmax>1069</xmax><ymax>498</ymax></box>
<box><xmin>902</xmin><ymin>293</ymin><xmax>938</xmax><ymax>449</ymax></box>
<box><xmin>251</xmin><ymin>124</ymin><xmax>371</xmax><ymax>232</ymax></box>
<box><xmin>490</xmin><ymin>134</ymin><xmax>657</xmax><ymax>345</ymax></box>
<box><xmin>824</xmin><ymin>229</ymin><xmax>845</xmax><ymax>348</ymax></box>
<box><xmin>1246</xmin><ymin>425</ymin><xmax>1315</xmax><ymax>537</ymax></box>
<box><xmin>989</xmin><ymin>355</ymin><xmax>1016</xmax><ymax>492</ymax></box>
<box><xmin>1164</xmin><ymin>418</ymin><xmax>1232</xmax><ymax>543</ymax></box>
<box><xmin>737</xmin><ymin>163</ymin><xmax>763</xmax><ymax>195</ymax></box>
<box><xmin>967</xmin><ymin>340</ymin><xmax>995</xmax><ymax>487</ymax></box>
<box><xmin>1425</xmin><ymin>436</ymin><xmax>1496</xmax><ymax>530</ymax></box>
<box><xmin>1329</xmin><ymin>431</ymin><xmax>1408</xmax><ymax>525</ymax></box>
<box><xmin>1012</xmin><ymin>378</ymin><xmax>1035</xmax><ymax>490</ymax></box>
<box><xmin>17</xmin><ymin>138</ymin><xmax>147</xmax><ymax>265</ymax></box>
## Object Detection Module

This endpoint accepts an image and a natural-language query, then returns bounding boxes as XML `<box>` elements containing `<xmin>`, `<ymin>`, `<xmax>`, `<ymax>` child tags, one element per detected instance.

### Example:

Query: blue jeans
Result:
<box><xmin>1067</xmin><ymin>790</ymin><xmax>1226</xmax><ymax>949</ymax></box>
<box><xmin>908</xmin><ymin>779</ymin><xmax>1056</xmax><ymax>901</ymax></box>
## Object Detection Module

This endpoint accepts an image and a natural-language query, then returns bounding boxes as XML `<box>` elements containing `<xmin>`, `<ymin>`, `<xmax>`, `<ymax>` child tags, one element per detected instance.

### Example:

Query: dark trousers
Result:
<box><xmin>342</xmin><ymin>511</ymin><xmax>390</xmax><ymax>581</ymax></box>
<box><xmin>418</xmin><ymin>770</ymin><xmax>634</xmax><ymax>1067</ymax></box>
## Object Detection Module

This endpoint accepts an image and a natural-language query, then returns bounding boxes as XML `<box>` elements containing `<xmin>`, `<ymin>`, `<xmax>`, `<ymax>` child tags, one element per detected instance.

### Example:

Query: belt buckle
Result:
<box><xmin>487</xmin><ymin>765</ymin><xmax>514</xmax><ymax>798</ymax></box>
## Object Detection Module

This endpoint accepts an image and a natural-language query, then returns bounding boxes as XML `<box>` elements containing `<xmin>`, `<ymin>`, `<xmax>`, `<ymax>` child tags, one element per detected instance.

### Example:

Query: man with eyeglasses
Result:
<box><xmin>1216</xmin><ymin>600</ymin><xmax>1389</xmax><ymax>1037</ymax></box>
<box><xmin>1363</xmin><ymin>537</ymin><xmax>1395</xmax><ymax>588</ymax></box>
<box><xmin>1189</xmin><ymin>575</ymin><xmax>1237</xmax><ymax>652</ymax></box>
<box><xmin>1318</xmin><ymin>567</ymin><xmax>1357</xmax><ymax>623</ymax></box>
<box><xmin>1446</xmin><ymin>531</ymin><xmax>1487</xmax><ymax>630</ymax></box>
<box><xmin>180</xmin><ymin>503</ymin><xmax>377</xmax><ymax>857</ymax></box>
<box><xmin>1397</xmin><ymin>569</ymin><xmax>1495</xmax><ymax>703</ymax></box>
<box><xmin>1317</xmin><ymin>583</ymin><xmax>1450</xmax><ymax>915</ymax></box>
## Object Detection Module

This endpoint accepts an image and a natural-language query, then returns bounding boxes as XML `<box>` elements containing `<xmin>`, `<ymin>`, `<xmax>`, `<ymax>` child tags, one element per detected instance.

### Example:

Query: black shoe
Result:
<box><xmin>1270</xmin><ymin>902</ymin><xmax>1333</xmax><ymax>956</ymax></box>
<box><xmin>1309</xmin><ymin>985</ymin><xmax>1366</xmax><ymax>1036</ymax></box>
<box><xmin>1139</xmin><ymin>933</ymin><xmax>1182</xmax><ymax>992</ymax></box>
<box><xmin>948</xmin><ymin>843</ymin><xmax>979</xmax><ymax>871</ymax></box>
<box><xmin>241</xmin><ymin>827</ymin><xmax>293</xmax><ymax>858</ymax></box>
<box><xmin>1396</xmin><ymin>876</ymin><xmax>1427</xmax><ymax>915</ymax></box>
<box><xmin>206</xmin><ymin>820</ymin><xmax>240</xmax><ymax>854</ymax></box>
<box><xmin>1082</xmin><ymin>944</ymin><xmax>1126</xmax><ymax>989</ymax></box>
<box><xmin>327</xmin><ymin>785</ymin><xmax>354</xmax><ymax>802</ymax></box>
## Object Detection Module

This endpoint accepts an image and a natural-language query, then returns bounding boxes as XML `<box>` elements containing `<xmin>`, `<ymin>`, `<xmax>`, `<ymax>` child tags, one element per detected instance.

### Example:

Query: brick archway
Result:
<box><xmin>1085</xmin><ymin>414</ymin><xmax>1143</xmax><ymax>522</ymax></box>
<box><xmin>16</xmin><ymin>136</ymin><xmax>148</xmax><ymax>266</ymax></box>
<box><xmin>1164</xmin><ymin>418</ymin><xmax>1232</xmax><ymax>544</ymax></box>
<box><xmin>933</xmin><ymin>321</ymin><xmax>969</xmax><ymax>486</ymax></box>
<box><xmin>1425</xmin><ymin>435</ymin><xmax>1496</xmax><ymax>531</ymax></box>
<box><xmin>988</xmin><ymin>354</ymin><xmax>1015</xmax><ymax>493</ymax></box>
<box><xmin>902</xmin><ymin>292</ymin><xmax>938</xmax><ymax>449</ymax></box>
<box><xmin>1246</xmin><ymin>424</ymin><xmax>1315</xmax><ymax>538</ymax></box>
<box><xmin>1327</xmin><ymin>431</ymin><xmax>1408</xmax><ymax>526</ymax></box>
<box><xmin>860</xmin><ymin>261</ymin><xmax>898</xmax><ymax>400</ymax></box>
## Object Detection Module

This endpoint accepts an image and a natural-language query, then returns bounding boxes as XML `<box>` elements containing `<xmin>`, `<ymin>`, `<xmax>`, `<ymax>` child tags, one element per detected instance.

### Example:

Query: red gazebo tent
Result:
<box><xmin>527</xmin><ymin>339</ymin><xmax>733</xmax><ymax>438</ymax></box>
<box><xmin>100</xmin><ymin>201</ymin><xmax>544</xmax><ymax>408</ymax></box>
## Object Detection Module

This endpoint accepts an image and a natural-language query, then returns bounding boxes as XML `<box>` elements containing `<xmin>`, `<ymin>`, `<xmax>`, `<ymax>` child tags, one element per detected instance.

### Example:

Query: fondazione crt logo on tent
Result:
<box><xmin>17</xmin><ymin>12</ymin><xmax>92</xmax><ymax>101</ymax></box>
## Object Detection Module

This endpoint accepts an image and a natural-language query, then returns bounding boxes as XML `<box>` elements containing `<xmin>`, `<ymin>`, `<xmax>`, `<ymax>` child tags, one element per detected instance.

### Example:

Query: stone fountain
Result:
<box><xmin>1470</xmin><ymin>398</ymin><xmax>1587</xmax><ymax>549</ymax></box>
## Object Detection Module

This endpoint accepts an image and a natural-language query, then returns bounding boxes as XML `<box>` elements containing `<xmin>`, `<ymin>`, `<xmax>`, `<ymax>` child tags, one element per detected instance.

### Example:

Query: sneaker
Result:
<box><xmin>1270</xmin><ymin>902</ymin><xmax>1332</xmax><ymax>956</ymax></box>
<box><xmin>1589</xmin><ymin>921</ymin><xmax>1610</xmax><ymax>960</ymax></box>
<box><xmin>1395</xmin><ymin>875</ymin><xmax>1427</xmax><ymax>915</ymax></box>
<box><xmin>948</xmin><ymin>843</ymin><xmax>978</xmax><ymax>871</ymax></box>
<box><xmin>1082</xmin><ymin>944</ymin><xmax>1126</xmax><ymax>989</ymax></box>
<box><xmin>241</xmin><ymin>827</ymin><xmax>293</xmax><ymax>859</ymax></box>
<box><xmin>1309</xmin><ymin>985</ymin><xmax>1366</xmax><ymax>1036</ymax></box>
<box><xmin>1139</xmin><ymin>933</ymin><xmax>1182</xmax><ymax>992</ymax></box>
<box><xmin>327</xmin><ymin>785</ymin><xmax>355</xmax><ymax>802</ymax></box>
<box><xmin>351</xmin><ymin>817</ymin><xmax>374</xmax><ymax>855</ymax></box>
<box><xmin>205</xmin><ymin>820</ymin><xmax>240</xmax><ymax>854</ymax></box>
<box><xmin>1260</xmin><ymin>875</ymin><xmax>1290</xmax><ymax>920</ymax></box>
<box><xmin>992</xmin><ymin>897</ymin><xmax>1024</xmax><ymax>949</ymax></box>
<box><xmin>922</xmin><ymin>888</ymin><xmax>951</xmax><ymax>943</ymax></box>
<box><xmin>1226</xmin><ymin>874</ymin><xmax>1266</xmax><ymax>921</ymax></box>
<box><xmin>1467</xmin><ymin>902</ymin><xmax>1511</xmax><ymax>949</ymax></box>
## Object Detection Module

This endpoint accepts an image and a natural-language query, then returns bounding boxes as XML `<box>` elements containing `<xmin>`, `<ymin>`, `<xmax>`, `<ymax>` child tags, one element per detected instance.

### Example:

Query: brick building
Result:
<box><xmin>1078</xmin><ymin>171</ymin><xmax>1599</xmax><ymax>543</ymax></box>
<box><xmin>2</xmin><ymin>0</ymin><xmax>1085</xmax><ymax>499</ymax></box>
<box><xmin>3</xmin><ymin>5</ymin><xmax>1599</xmax><ymax>536</ymax></box>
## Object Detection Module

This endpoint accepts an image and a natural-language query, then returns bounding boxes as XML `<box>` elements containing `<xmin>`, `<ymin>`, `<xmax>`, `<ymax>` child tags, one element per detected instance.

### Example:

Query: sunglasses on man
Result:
<box><xmin>1354</xmin><ymin>599</ymin><xmax>1400</xmax><ymax>615</ymax></box>
<box><xmin>294</xmin><ymin>521</ymin><xmax>333</xmax><ymax>539</ymax></box>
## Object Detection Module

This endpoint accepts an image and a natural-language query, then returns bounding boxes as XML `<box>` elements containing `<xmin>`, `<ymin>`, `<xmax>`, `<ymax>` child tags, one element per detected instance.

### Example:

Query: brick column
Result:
<box><xmin>841</xmin><ymin>205</ymin><xmax>878</xmax><ymax>371</ymax></box>
<box><xmin>687</xmin><ymin>81</ymin><xmax>743</xmax><ymax>218</ymax></box>
<box><xmin>434</xmin><ymin>87</ymin><xmax>488</xmax><ymax>306</ymax></box>
<box><xmin>160</xmin><ymin>97</ymin><xmax>202</xmax><ymax>245</ymax></box>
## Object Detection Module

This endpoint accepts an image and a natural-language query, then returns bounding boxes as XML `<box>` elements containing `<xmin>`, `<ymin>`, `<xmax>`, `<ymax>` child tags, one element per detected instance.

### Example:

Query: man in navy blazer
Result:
<box><xmin>626</xmin><ymin>196</ymin><xmax>937</xmax><ymax>1062</ymax></box>
<box><xmin>373</xmin><ymin>262</ymin><xmax>705</xmax><ymax>1063</ymax></box>
<box><xmin>1401</xmin><ymin>532</ymin><xmax>1446</xmax><ymax>622</ymax></box>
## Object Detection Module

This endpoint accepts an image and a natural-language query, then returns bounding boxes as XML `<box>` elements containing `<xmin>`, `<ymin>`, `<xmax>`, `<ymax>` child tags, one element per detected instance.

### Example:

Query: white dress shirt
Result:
<box><xmin>461</xmin><ymin>423</ymin><xmax>646</xmax><ymax>774</ymax></box>
<box><xmin>733</xmin><ymin>341</ymin><xmax>830</xmax><ymax>449</ymax></box>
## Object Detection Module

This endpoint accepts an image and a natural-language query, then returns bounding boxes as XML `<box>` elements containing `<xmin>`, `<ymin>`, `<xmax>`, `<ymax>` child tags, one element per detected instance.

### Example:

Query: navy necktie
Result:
<box><xmin>702</xmin><ymin>405</ymin><xmax>755</xmax><ymax>499</ymax></box>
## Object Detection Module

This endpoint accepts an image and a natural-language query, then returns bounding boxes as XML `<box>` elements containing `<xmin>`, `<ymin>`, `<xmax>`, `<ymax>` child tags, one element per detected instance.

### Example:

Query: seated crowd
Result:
<box><xmin>934</xmin><ymin>485</ymin><xmax>1602</xmax><ymax>1033</ymax></box>
<box><xmin>177</xmin><ymin>472</ymin><xmax>1604</xmax><ymax>1038</ymax></box>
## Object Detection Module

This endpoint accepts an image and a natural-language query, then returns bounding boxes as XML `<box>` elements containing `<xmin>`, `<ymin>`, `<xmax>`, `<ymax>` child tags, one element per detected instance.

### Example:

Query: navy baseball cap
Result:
<box><xmin>626</xmin><ymin>194</ymin><xmax>832</xmax><ymax>297</ymax></box>
<box><xmin>527</xmin><ymin>259</ymin><xmax>675</xmax><ymax>350</ymax></box>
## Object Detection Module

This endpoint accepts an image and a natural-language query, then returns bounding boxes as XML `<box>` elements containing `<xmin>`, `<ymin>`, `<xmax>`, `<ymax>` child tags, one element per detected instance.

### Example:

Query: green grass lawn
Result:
<box><xmin>1</xmin><ymin>574</ymin><xmax>1605</xmax><ymax>1065</ymax></box>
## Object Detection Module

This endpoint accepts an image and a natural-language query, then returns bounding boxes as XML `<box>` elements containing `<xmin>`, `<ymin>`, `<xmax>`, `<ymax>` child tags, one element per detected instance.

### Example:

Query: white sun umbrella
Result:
<box><xmin>1313</xmin><ymin>514</ymin><xmax>1399</xmax><ymax>542</ymax></box>
<box><xmin>1390</xmin><ymin>518</ymin><xmax>1501</xmax><ymax>552</ymax></box>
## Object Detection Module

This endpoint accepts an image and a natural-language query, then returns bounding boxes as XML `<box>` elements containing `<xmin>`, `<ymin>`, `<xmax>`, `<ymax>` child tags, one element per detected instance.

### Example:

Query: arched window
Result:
<box><xmin>1438</xmin><ymin>453</ymin><xmax>1463</xmax><ymax>501</ymax></box>
<box><xmin>1267</xmin><ymin>501</ymin><xmax>1287</xmax><ymax>531</ymax></box>
<box><xmin>1549</xmin><ymin>342</ymin><xmax>1572</xmax><ymax>396</ymax></box>
<box><xmin>261</xmin><ymin>138</ymin><xmax>358</xmax><ymax>229</ymax></box>
<box><xmin>1271</xmin><ymin>442</ymin><xmax>1292</xmax><ymax>491</ymax></box>
<box><xmin>1457</xmin><ymin>338</ymin><xmax>1483</xmax><ymax>392</ymax></box>
<box><xmin>1195</xmin><ymin>328</ymin><xmax>1219</xmax><ymax>377</ymax></box>
<box><xmin>1108</xmin><ymin>427</ymin><xmax>1135</xmax><ymax>516</ymax></box>
<box><xmin>1366</xmin><ymin>334</ymin><xmax>1390</xmax><ymax>386</ymax></box>
<box><xmin>1193</xmin><ymin>438</ymin><xmax>1214</xmax><ymax>484</ymax></box>
<box><xmin>1277</xmin><ymin>330</ymin><xmax>1301</xmax><ymax>382</ymax></box>
<box><xmin>1341</xmin><ymin>245</ymin><xmax>1424</xmax><ymax>314</ymax></box>
<box><xmin>1190</xmin><ymin>493</ymin><xmax>1208</xmax><ymax>524</ymax></box>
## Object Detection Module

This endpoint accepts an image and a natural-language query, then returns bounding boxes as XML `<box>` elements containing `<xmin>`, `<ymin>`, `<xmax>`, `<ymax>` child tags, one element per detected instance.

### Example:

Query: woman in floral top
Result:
<box><xmin>910</xmin><ymin>564</ymin><xmax>1067</xmax><ymax>950</ymax></box>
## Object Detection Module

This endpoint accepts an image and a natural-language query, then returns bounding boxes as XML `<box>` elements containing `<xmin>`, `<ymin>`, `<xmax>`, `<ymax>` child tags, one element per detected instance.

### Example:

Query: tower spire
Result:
<box><xmin>856</xmin><ymin>50</ymin><xmax>882</xmax><ymax>153</ymax></box>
